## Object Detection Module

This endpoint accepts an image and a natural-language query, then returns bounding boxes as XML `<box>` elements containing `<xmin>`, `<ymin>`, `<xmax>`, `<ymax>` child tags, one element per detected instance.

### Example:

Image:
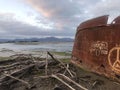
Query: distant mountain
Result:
<box><xmin>0</xmin><ymin>37</ymin><xmax>74</xmax><ymax>43</ymax></box>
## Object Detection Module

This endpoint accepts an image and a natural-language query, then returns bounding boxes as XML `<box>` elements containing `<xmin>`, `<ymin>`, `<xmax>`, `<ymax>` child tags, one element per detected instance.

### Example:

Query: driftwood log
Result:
<box><xmin>0</xmin><ymin>64</ymin><xmax>35</xmax><ymax>90</ymax></box>
<box><xmin>0</xmin><ymin>64</ymin><xmax>35</xmax><ymax>83</ymax></box>
<box><xmin>0</xmin><ymin>52</ymin><xmax>88</xmax><ymax>90</ymax></box>
<box><xmin>0</xmin><ymin>56</ymin><xmax>59</xmax><ymax>89</ymax></box>
<box><xmin>47</xmin><ymin>52</ymin><xmax>74</xmax><ymax>77</ymax></box>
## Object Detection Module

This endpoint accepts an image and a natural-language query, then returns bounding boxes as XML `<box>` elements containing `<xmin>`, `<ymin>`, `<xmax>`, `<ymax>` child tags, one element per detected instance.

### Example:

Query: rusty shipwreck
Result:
<box><xmin>71</xmin><ymin>15</ymin><xmax>120</xmax><ymax>80</ymax></box>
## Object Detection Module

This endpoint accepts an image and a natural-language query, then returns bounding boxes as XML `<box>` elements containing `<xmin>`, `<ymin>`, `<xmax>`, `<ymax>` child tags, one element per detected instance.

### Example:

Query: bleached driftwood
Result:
<box><xmin>58</xmin><ymin>74</ymin><xmax>88</xmax><ymax>90</ymax></box>
<box><xmin>0</xmin><ymin>64</ymin><xmax>35</xmax><ymax>83</ymax></box>
<box><xmin>47</xmin><ymin>52</ymin><xmax>74</xmax><ymax>77</ymax></box>
<box><xmin>51</xmin><ymin>74</ymin><xmax>75</xmax><ymax>90</ymax></box>
<box><xmin>45</xmin><ymin>52</ymin><xmax>48</xmax><ymax>75</ymax></box>
<box><xmin>3</xmin><ymin>73</ymin><xmax>30</xmax><ymax>88</ymax></box>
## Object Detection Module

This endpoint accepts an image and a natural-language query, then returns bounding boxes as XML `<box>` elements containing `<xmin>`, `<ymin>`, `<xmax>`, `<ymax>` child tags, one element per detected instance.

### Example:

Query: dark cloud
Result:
<box><xmin>0</xmin><ymin>0</ymin><xmax>120</xmax><ymax>39</ymax></box>
<box><xmin>24</xmin><ymin>0</ymin><xmax>90</xmax><ymax>39</ymax></box>
<box><xmin>0</xmin><ymin>13</ymin><xmax>74</xmax><ymax>39</ymax></box>
<box><xmin>27</xmin><ymin>0</ymin><xmax>85</xmax><ymax>31</ymax></box>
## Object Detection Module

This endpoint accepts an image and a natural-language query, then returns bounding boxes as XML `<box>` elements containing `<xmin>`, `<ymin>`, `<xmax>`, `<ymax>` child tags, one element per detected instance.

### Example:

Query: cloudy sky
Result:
<box><xmin>0</xmin><ymin>0</ymin><xmax>120</xmax><ymax>39</ymax></box>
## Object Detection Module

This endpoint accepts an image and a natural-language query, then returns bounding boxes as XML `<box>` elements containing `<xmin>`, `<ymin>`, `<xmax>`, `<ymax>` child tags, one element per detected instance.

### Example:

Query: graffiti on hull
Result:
<box><xmin>90</xmin><ymin>41</ymin><xmax>108</xmax><ymax>56</ymax></box>
<box><xmin>108</xmin><ymin>46</ymin><xmax>120</xmax><ymax>74</ymax></box>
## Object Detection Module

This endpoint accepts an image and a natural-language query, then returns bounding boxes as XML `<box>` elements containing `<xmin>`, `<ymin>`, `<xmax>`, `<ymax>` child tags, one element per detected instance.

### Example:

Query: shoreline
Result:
<box><xmin>0</xmin><ymin>48</ymin><xmax>71</xmax><ymax>61</ymax></box>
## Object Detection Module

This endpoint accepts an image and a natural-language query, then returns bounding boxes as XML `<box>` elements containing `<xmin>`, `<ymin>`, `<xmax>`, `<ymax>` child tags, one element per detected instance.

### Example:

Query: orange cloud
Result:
<box><xmin>26</xmin><ymin>0</ymin><xmax>53</xmax><ymax>18</ymax></box>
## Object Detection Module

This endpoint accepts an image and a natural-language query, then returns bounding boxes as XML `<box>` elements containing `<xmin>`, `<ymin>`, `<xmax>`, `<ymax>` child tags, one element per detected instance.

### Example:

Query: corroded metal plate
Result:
<box><xmin>71</xmin><ymin>15</ymin><xmax>120</xmax><ymax>80</ymax></box>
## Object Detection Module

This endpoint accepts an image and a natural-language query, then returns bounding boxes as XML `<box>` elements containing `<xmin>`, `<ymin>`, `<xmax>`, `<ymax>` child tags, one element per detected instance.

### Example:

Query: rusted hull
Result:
<box><xmin>72</xmin><ymin>15</ymin><xmax>120</xmax><ymax>80</ymax></box>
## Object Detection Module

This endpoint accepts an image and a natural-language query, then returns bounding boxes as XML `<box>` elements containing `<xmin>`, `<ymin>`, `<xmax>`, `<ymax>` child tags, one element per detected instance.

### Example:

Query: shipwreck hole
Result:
<box><xmin>100</xmin><ymin>64</ymin><xmax>105</xmax><ymax>68</ymax></box>
<box><xmin>79</xmin><ymin>60</ymin><xmax>82</xmax><ymax>63</ymax></box>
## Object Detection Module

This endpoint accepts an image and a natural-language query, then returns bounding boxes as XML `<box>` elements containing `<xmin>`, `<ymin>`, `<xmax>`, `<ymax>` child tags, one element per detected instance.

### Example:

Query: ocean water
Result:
<box><xmin>0</xmin><ymin>42</ymin><xmax>74</xmax><ymax>52</ymax></box>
